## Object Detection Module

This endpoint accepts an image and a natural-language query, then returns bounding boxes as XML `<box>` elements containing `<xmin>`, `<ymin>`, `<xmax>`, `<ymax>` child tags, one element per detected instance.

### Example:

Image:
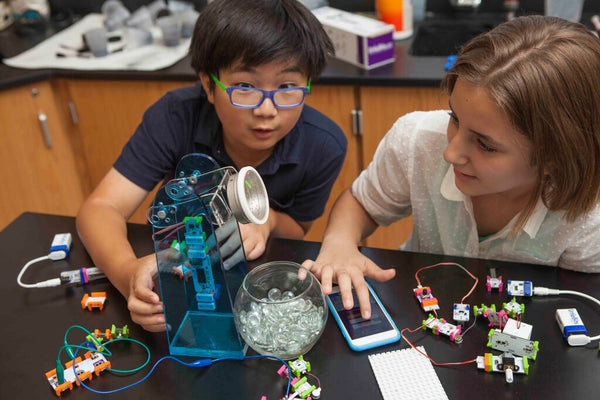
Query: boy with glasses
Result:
<box><xmin>76</xmin><ymin>0</ymin><xmax>346</xmax><ymax>332</ymax></box>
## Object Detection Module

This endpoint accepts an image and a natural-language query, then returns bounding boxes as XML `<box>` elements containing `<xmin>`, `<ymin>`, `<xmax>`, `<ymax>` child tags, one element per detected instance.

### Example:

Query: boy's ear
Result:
<box><xmin>199</xmin><ymin>73</ymin><xmax>215</xmax><ymax>104</ymax></box>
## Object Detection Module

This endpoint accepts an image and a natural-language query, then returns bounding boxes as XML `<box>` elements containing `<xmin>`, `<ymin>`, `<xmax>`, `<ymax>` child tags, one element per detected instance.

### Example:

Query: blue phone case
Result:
<box><xmin>326</xmin><ymin>281</ymin><xmax>400</xmax><ymax>351</ymax></box>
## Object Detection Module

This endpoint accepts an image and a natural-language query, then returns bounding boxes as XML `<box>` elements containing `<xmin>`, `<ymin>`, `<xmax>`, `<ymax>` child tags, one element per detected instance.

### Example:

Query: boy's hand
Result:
<box><xmin>239</xmin><ymin>222</ymin><xmax>270</xmax><ymax>261</ymax></box>
<box><xmin>207</xmin><ymin>219</ymin><xmax>245</xmax><ymax>270</ymax></box>
<box><xmin>127</xmin><ymin>254</ymin><xmax>165</xmax><ymax>332</ymax></box>
<box><xmin>300</xmin><ymin>242</ymin><xmax>395</xmax><ymax>319</ymax></box>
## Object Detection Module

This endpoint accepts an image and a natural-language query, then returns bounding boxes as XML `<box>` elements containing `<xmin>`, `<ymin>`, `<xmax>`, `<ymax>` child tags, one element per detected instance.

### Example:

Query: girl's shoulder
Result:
<box><xmin>390</xmin><ymin>110</ymin><xmax>449</xmax><ymax>137</ymax></box>
<box><xmin>572</xmin><ymin>201</ymin><xmax>600</xmax><ymax>227</ymax></box>
<box><xmin>385</xmin><ymin>110</ymin><xmax>450</xmax><ymax>151</ymax></box>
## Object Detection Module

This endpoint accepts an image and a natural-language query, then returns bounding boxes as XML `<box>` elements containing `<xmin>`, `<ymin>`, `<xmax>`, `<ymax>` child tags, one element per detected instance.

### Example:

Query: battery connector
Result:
<box><xmin>17</xmin><ymin>234</ymin><xmax>74</xmax><ymax>289</ymax></box>
<box><xmin>566</xmin><ymin>334</ymin><xmax>591</xmax><ymax>346</ymax></box>
<box><xmin>526</xmin><ymin>283</ymin><xmax>600</xmax><ymax>347</ymax></box>
<box><xmin>49</xmin><ymin>250</ymin><xmax>68</xmax><ymax>261</ymax></box>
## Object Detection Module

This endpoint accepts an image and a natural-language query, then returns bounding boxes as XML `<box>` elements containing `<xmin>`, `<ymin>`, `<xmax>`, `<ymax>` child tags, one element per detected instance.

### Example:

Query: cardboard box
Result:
<box><xmin>313</xmin><ymin>7</ymin><xmax>395</xmax><ymax>70</ymax></box>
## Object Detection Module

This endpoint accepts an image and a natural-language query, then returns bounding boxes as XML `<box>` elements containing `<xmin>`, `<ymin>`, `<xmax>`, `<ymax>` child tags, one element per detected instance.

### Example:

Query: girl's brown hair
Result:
<box><xmin>443</xmin><ymin>15</ymin><xmax>600</xmax><ymax>232</ymax></box>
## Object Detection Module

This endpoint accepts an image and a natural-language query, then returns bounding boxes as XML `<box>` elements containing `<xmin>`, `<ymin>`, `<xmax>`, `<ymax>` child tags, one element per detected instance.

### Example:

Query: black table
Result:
<box><xmin>1</xmin><ymin>212</ymin><xmax>598</xmax><ymax>399</ymax></box>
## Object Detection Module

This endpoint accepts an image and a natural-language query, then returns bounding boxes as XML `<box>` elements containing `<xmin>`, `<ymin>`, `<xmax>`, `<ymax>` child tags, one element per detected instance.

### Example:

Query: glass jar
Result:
<box><xmin>233</xmin><ymin>261</ymin><xmax>327</xmax><ymax>360</ymax></box>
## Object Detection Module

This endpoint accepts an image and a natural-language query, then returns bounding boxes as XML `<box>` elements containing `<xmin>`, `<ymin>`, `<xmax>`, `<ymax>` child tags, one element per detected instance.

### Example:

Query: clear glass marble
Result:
<box><xmin>233</xmin><ymin>261</ymin><xmax>328</xmax><ymax>360</ymax></box>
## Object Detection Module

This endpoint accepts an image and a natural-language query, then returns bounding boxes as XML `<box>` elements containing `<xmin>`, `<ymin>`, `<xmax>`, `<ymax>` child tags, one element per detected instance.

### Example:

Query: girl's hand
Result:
<box><xmin>300</xmin><ymin>241</ymin><xmax>395</xmax><ymax>320</ymax></box>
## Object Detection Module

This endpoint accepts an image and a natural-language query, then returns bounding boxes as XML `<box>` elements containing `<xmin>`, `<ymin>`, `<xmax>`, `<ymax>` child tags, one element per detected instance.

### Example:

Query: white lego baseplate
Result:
<box><xmin>369</xmin><ymin>346</ymin><xmax>449</xmax><ymax>400</ymax></box>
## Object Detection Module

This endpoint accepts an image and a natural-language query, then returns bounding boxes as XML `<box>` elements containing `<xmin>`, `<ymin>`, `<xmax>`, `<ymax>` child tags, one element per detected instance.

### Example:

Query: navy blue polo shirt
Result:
<box><xmin>114</xmin><ymin>83</ymin><xmax>347</xmax><ymax>222</ymax></box>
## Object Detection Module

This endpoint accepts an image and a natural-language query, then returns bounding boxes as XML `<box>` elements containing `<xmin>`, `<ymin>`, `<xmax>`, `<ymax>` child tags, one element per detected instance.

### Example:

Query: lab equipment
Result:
<box><xmin>148</xmin><ymin>153</ymin><xmax>269</xmax><ymax>358</ymax></box>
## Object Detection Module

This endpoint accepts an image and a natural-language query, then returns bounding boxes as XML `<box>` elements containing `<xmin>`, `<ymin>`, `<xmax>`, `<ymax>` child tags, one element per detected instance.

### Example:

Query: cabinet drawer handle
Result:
<box><xmin>38</xmin><ymin>112</ymin><xmax>53</xmax><ymax>148</ymax></box>
<box><xmin>351</xmin><ymin>109</ymin><xmax>363</xmax><ymax>136</ymax></box>
<box><xmin>68</xmin><ymin>101</ymin><xmax>79</xmax><ymax>124</ymax></box>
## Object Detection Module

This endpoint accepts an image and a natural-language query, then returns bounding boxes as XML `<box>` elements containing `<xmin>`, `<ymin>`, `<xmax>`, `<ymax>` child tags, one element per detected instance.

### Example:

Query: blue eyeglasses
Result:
<box><xmin>211</xmin><ymin>73</ymin><xmax>311</xmax><ymax>109</ymax></box>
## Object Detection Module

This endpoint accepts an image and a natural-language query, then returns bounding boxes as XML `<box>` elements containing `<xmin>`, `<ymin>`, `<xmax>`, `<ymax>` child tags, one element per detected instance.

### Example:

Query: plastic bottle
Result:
<box><xmin>376</xmin><ymin>0</ymin><xmax>413</xmax><ymax>40</ymax></box>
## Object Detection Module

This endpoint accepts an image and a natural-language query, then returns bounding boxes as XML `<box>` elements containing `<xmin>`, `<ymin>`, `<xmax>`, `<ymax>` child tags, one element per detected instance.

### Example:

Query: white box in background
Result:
<box><xmin>313</xmin><ymin>7</ymin><xmax>395</xmax><ymax>70</ymax></box>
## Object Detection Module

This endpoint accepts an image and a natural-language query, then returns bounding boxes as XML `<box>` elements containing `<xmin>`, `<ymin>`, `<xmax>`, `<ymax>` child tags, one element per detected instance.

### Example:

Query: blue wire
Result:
<box><xmin>213</xmin><ymin>355</ymin><xmax>292</xmax><ymax>397</ymax></box>
<box><xmin>74</xmin><ymin>353</ymin><xmax>292</xmax><ymax>396</ymax></box>
<box><xmin>75</xmin><ymin>355</ymin><xmax>210</xmax><ymax>394</ymax></box>
<box><xmin>59</xmin><ymin>324</ymin><xmax>293</xmax><ymax>397</ymax></box>
<box><xmin>461</xmin><ymin>314</ymin><xmax>478</xmax><ymax>336</ymax></box>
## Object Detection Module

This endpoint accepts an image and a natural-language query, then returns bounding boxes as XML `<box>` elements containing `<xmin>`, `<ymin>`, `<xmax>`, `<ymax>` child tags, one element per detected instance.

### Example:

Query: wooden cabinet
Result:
<box><xmin>359</xmin><ymin>86</ymin><xmax>448</xmax><ymax>249</ymax></box>
<box><xmin>62</xmin><ymin>80</ymin><xmax>448</xmax><ymax>248</ymax></box>
<box><xmin>305</xmin><ymin>84</ymin><xmax>448</xmax><ymax>248</ymax></box>
<box><xmin>304</xmin><ymin>85</ymin><xmax>361</xmax><ymax>242</ymax></box>
<box><xmin>0</xmin><ymin>81</ymin><xmax>85</xmax><ymax>230</ymax></box>
<box><xmin>65</xmin><ymin>80</ymin><xmax>362</xmax><ymax>243</ymax></box>
<box><xmin>0</xmin><ymin>77</ymin><xmax>447</xmax><ymax>249</ymax></box>
<box><xmin>64</xmin><ymin>79</ymin><xmax>190</xmax><ymax>224</ymax></box>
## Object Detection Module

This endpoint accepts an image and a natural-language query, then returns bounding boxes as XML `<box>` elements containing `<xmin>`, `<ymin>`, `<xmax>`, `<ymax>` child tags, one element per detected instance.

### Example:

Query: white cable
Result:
<box><xmin>17</xmin><ymin>251</ymin><xmax>66</xmax><ymax>289</ymax></box>
<box><xmin>556</xmin><ymin>290</ymin><xmax>600</xmax><ymax>308</ymax></box>
<box><xmin>17</xmin><ymin>255</ymin><xmax>50</xmax><ymax>288</ymax></box>
<box><xmin>531</xmin><ymin>286</ymin><xmax>560</xmax><ymax>296</ymax></box>
<box><xmin>534</xmin><ymin>287</ymin><xmax>600</xmax><ymax>307</ymax></box>
<box><xmin>534</xmin><ymin>286</ymin><xmax>600</xmax><ymax>344</ymax></box>
<box><xmin>34</xmin><ymin>278</ymin><xmax>62</xmax><ymax>288</ymax></box>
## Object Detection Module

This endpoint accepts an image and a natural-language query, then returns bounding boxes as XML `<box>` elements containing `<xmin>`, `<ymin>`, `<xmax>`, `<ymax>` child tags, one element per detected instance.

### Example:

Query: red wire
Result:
<box><xmin>163</xmin><ymin>224</ymin><xmax>186</xmax><ymax>240</ymax></box>
<box><xmin>408</xmin><ymin>263</ymin><xmax>481</xmax><ymax>368</ymax></box>
<box><xmin>151</xmin><ymin>221</ymin><xmax>185</xmax><ymax>240</ymax></box>
<box><xmin>401</xmin><ymin>326</ymin><xmax>477</xmax><ymax>367</ymax></box>
<box><xmin>306</xmin><ymin>372</ymin><xmax>321</xmax><ymax>388</ymax></box>
<box><xmin>414</xmin><ymin>262</ymin><xmax>479</xmax><ymax>304</ymax></box>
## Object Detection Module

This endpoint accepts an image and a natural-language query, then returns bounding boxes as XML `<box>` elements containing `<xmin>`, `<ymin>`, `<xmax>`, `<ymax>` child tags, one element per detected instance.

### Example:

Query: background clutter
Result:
<box><xmin>3</xmin><ymin>0</ymin><xmax>198</xmax><ymax>70</ymax></box>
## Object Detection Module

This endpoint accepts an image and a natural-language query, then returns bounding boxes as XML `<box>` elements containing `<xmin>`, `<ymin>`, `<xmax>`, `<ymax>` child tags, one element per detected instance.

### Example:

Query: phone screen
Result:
<box><xmin>328</xmin><ymin>289</ymin><xmax>394</xmax><ymax>339</ymax></box>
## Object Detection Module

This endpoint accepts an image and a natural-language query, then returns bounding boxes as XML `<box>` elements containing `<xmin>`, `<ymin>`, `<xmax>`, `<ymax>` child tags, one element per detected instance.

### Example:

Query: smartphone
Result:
<box><xmin>326</xmin><ymin>282</ymin><xmax>400</xmax><ymax>351</ymax></box>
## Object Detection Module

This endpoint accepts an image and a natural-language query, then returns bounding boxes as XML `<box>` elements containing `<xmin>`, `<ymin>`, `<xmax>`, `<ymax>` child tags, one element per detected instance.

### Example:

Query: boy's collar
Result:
<box><xmin>194</xmin><ymin>85</ymin><xmax>221</xmax><ymax>147</ymax></box>
<box><xmin>440</xmin><ymin>166</ymin><xmax>549</xmax><ymax>238</ymax></box>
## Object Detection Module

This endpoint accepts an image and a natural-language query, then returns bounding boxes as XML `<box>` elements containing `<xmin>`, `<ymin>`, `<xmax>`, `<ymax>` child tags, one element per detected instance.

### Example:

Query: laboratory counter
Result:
<box><xmin>1</xmin><ymin>212</ymin><xmax>599</xmax><ymax>399</ymax></box>
<box><xmin>0</xmin><ymin>15</ymin><xmax>448</xmax><ymax>91</ymax></box>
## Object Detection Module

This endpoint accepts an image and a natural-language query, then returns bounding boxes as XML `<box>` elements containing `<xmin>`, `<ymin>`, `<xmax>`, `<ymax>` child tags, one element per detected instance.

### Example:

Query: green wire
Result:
<box><xmin>58</xmin><ymin>343</ymin><xmax>110</xmax><ymax>361</ymax></box>
<box><xmin>60</xmin><ymin>325</ymin><xmax>113</xmax><ymax>363</ymax></box>
<box><xmin>58</xmin><ymin>325</ymin><xmax>151</xmax><ymax>375</ymax></box>
<box><xmin>63</xmin><ymin>325</ymin><xmax>112</xmax><ymax>356</ymax></box>
<box><xmin>103</xmin><ymin>337</ymin><xmax>152</xmax><ymax>374</ymax></box>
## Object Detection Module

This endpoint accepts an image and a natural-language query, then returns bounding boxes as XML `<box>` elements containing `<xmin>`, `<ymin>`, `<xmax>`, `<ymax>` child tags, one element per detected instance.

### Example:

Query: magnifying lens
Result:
<box><xmin>226</xmin><ymin>166</ymin><xmax>269</xmax><ymax>225</ymax></box>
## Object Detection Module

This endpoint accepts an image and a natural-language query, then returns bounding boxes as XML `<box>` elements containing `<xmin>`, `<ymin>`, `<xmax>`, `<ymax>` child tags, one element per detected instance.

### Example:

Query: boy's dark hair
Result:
<box><xmin>190</xmin><ymin>0</ymin><xmax>333</xmax><ymax>81</ymax></box>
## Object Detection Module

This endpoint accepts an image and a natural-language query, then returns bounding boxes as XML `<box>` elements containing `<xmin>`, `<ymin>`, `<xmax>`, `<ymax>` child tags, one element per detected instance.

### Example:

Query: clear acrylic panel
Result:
<box><xmin>148</xmin><ymin>153</ymin><xmax>248</xmax><ymax>358</ymax></box>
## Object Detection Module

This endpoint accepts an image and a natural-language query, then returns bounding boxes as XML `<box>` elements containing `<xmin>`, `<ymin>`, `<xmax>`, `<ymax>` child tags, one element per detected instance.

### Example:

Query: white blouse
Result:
<box><xmin>352</xmin><ymin>110</ymin><xmax>600</xmax><ymax>273</ymax></box>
